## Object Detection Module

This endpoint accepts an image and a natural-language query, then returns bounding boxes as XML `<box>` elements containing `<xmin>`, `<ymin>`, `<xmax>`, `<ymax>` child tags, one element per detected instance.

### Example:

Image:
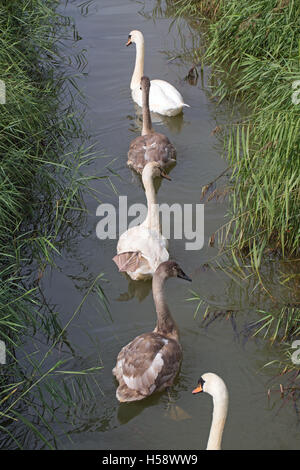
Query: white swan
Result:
<box><xmin>112</xmin><ymin>161</ymin><xmax>170</xmax><ymax>281</ymax></box>
<box><xmin>126</xmin><ymin>30</ymin><xmax>189</xmax><ymax>117</ymax></box>
<box><xmin>192</xmin><ymin>373</ymin><xmax>229</xmax><ymax>450</ymax></box>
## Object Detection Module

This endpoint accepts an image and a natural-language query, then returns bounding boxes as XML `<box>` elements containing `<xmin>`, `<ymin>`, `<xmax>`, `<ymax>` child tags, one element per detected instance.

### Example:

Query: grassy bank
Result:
<box><xmin>0</xmin><ymin>0</ymin><xmax>104</xmax><ymax>448</ymax></box>
<box><xmin>204</xmin><ymin>0</ymin><xmax>300</xmax><ymax>362</ymax></box>
<box><xmin>162</xmin><ymin>0</ymin><xmax>300</xmax><ymax>370</ymax></box>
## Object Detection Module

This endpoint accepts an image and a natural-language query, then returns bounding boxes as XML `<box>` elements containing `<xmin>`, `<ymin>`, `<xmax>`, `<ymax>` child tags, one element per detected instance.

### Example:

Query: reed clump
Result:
<box><xmin>204</xmin><ymin>0</ymin><xmax>300</xmax><ymax>257</ymax></box>
<box><xmin>0</xmin><ymin>0</ymin><xmax>105</xmax><ymax>448</ymax></box>
<box><xmin>170</xmin><ymin>0</ymin><xmax>300</xmax><ymax>255</ymax></box>
<box><xmin>165</xmin><ymin>0</ymin><xmax>224</xmax><ymax>19</ymax></box>
<box><xmin>166</xmin><ymin>0</ymin><xmax>300</xmax><ymax>369</ymax></box>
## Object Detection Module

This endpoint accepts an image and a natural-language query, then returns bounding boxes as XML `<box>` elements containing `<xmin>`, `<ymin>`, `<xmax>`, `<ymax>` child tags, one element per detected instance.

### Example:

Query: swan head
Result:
<box><xmin>140</xmin><ymin>76</ymin><xmax>151</xmax><ymax>91</ymax></box>
<box><xmin>126</xmin><ymin>30</ymin><xmax>144</xmax><ymax>47</ymax></box>
<box><xmin>192</xmin><ymin>373</ymin><xmax>228</xmax><ymax>404</ymax></box>
<box><xmin>142</xmin><ymin>161</ymin><xmax>171</xmax><ymax>182</ymax></box>
<box><xmin>155</xmin><ymin>261</ymin><xmax>192</xmax><ymax>282</ymax></box>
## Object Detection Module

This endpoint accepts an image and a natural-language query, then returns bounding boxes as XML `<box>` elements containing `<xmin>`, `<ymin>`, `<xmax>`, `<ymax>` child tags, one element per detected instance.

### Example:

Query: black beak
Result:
<box><xmin>177</xmin><ymin>270</ymin><xmax>192</xmax><ymax>282</ymax></box>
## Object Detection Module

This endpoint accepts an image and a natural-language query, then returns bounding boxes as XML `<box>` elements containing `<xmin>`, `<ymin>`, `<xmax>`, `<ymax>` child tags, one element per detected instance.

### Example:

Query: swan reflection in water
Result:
<box><xmin>116</xmin><ymin>275</ymin><xmax>152</xmax><ymax>302</ymax></box>
<box><xmin>127</xmin><ymin>103</ymin><xmax>185</xmax><ymax>135</ymax></box>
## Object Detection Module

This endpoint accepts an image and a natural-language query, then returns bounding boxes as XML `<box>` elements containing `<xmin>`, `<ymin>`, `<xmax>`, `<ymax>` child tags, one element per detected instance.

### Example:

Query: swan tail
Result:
<box><xmin>113</xmin><ymin>251</ymin><xmax>142</xmax><ymax>272</ymax></box>
<box><xmin>116</xmin><ymin>381</ymin><xmax>148</xmax><ymax>403</ymax></box>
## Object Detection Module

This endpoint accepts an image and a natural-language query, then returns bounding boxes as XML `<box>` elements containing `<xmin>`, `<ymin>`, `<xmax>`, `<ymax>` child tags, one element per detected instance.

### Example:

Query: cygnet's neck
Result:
<box><xmin>142</xmin><ymin>85</ymin><xmax>152</xmax><ymax>136</ymax></box>
<box><xmin>152</xmin><ymin>271</ymin><xmax>179</xmax><ymax>340</ymax></box>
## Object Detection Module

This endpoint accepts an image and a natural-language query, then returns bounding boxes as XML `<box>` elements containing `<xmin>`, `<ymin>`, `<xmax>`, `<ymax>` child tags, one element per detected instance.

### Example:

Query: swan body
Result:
<box><xmin>127</xmin><ymin>30</ymin><xmax>189</xmax><ymax>117</ymax></box>
<box><xmin>192</xmin><ymin>373</ymin><xmax>229</xmax><ymax>450</ymax></box>
<box><xmin>113</xmin><ymin>162</ymin><xmax>170</xmax><ymax>281</ymax></box>
<box><xmin>113</xmin><ymin>225</ymin><xmax>169</xmax><ymax>281</ymax></box>
<box><xmin>132</xmin><ymin>79</ymin><xmax>188</xmax><ymax>117</ymax></box>
<box><xmin>128</xmin><ymin>76</ymin><xmax>176</xmax><ymax>174</ymax></box>
<box><xmin>113</xmin><ymin>261</ymin><xmax>192</xmax><ymax>402</ymax></box>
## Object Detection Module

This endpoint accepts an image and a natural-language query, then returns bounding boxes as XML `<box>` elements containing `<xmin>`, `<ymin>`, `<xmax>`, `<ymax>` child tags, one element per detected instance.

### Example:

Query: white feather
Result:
<box><xmin>123</xmin><ymin>351</ymin><xmax>164</xmax><ymax>393</ymax></box>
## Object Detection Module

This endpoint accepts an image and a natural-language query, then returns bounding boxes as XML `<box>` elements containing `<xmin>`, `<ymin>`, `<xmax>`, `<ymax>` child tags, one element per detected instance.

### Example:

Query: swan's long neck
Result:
<box><xmin>206</xmin><ymin>392</ymin><xmax>228</xmax><ymax>450</ymax></box>
<box><xmin>142</xmin><ymin>174</ymin><xmax>160</xmax><ymax>233</ymax></box>
<box><xmin>142</xmin><ymin>85</ymin><xmax>152</xmax><ymax>136</ymax></box>
<box><xmin>130</xmin><ymin>37</ymin><xmax>144</xmax><ymax>90</ymax></box>
<box><xmin>152</xmin><ymin>273</ymin><xmax>178</xmax><ymax>340</ymax></box>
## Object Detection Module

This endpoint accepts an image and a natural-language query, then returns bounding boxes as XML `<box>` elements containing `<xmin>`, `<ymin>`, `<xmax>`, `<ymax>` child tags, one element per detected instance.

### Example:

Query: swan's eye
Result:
<box><xmin>192</xmin><ymin>377</ymin><xmax>205</xmax><ymax>394</ymax></box>
<box><xmin>128</xmin><ymin>35</ymin><xmax>131</xmax><ymax>39</ymax></box>
<box><xmin>198</xmin><ymin>377</ymin><xmax>205</xmax><ymax>387</ymax></box>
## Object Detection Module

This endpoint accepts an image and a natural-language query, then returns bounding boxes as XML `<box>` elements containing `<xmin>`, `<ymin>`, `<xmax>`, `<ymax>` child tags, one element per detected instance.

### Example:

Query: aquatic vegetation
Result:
<box><xmin>165</xmin><ymin>0</ymin><xmax>300</xmax><ymax>254</ymax></box>
<box><xmin>204</xmin><ymin>0</ymin><xmax>300</xmax><ymax>258</ymax></box>
<box><xmin>127</xmin><ymin>29</ymin><xmax>189</xmax><ymax>115</ymax></box>
<box><xmin>163</xmin><ymin>0</ymin><xmax>300</xmax><ymax>372</ymax></box>
<box><xmin>163</xmin><ymin>0</ymin><xmax>224</xmax><ymax>20</ymax></box>
<box><xmin>0</xmin><ymin>0</ymin><xmax>109</xmax><ymax>448</ymax></box>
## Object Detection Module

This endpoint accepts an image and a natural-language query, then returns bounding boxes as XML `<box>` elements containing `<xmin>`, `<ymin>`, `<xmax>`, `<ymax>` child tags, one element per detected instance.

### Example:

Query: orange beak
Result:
<box><xmin>192</xmin><ymin>384</ymin><xmax>203</xmax><ymax>394</ymax></box>
<box><xmin>126</xmin><ymin>38</ymin><xmax>132</xmax><ymax>46</ymax></box>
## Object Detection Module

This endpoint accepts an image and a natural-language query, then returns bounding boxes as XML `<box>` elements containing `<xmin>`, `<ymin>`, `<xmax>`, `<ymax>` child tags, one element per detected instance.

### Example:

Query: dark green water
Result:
<box><xmin>35</xmin><ymin>0</ymin><xmax>299</xmax><ymax>450</ymax></box>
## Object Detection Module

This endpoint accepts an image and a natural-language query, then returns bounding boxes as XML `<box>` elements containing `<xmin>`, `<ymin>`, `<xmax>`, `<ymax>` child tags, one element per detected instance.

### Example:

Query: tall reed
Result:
<box><xmin>167</xmin><ymin>0</ymin><xmax>300</xmax><ymax>254</ymax></box>
<box><xmin>0</xmin><ymin>0</ymin><xmax>108</xmax><ymax>448</ymax></box>
<box><xmin>162</xmin><ymin>0</ymin><xmax>299</xmax><ymax>370</ymax></box>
